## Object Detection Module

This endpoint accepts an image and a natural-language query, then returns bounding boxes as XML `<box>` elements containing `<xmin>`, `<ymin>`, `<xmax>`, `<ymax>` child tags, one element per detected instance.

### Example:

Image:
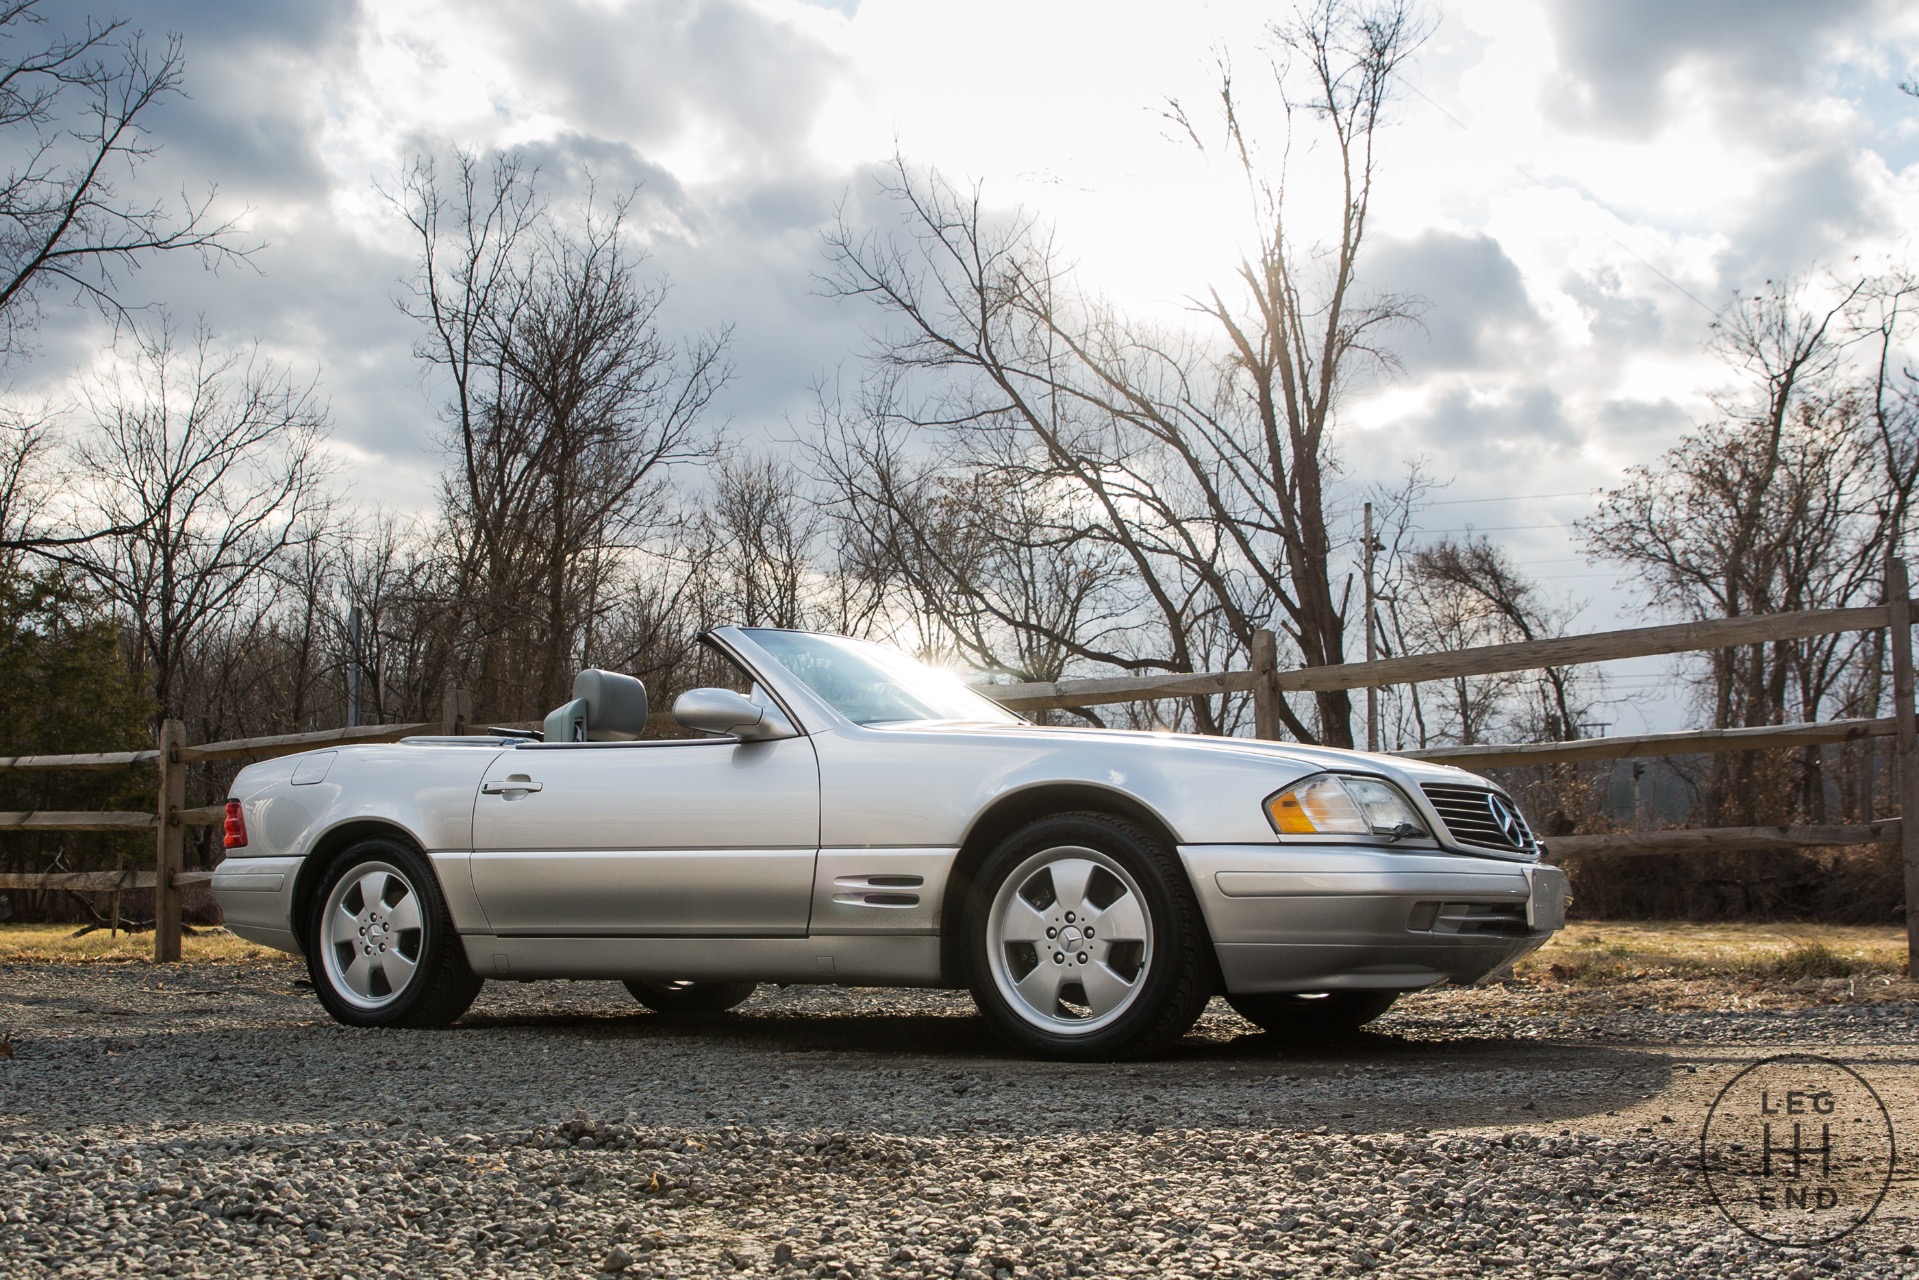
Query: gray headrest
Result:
<box><xmin>543</xmin><ymin>670</ymin><xmax>649</xmax><ymax>742</ymax></box>
<box><xmin>572</xmin><ymin>669</ymin><xmax>648</xmax><ymax>741</ymax></box>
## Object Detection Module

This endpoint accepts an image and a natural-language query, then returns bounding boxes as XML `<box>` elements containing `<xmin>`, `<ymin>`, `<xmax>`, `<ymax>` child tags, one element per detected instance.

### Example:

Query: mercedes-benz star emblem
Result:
<box><xmin>1485</xmin><ymin>794</ymin><xmax>1525</xmax><ymax>847</ymax></box>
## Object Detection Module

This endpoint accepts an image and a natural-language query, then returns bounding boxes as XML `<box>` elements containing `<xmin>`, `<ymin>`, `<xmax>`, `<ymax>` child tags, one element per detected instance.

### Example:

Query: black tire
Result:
<box><xmin>1226</xmin><ymin>990</ymin><xmax>1399</xmax><ymax>1038</ymax></box>
<box><xmin>623</xmin><ymin>980</ymin><xmax>757</xmax><ymax>1016</ymax></box>
<box><xmin>962</xmin><ymin>812</ymin><xmax>1216</xmax><ymax>1061</ymax></box>
<box><xmin>304</xmin><ymin>837</ymin><xmax>482</xmax><ymax>1029</ymax></box>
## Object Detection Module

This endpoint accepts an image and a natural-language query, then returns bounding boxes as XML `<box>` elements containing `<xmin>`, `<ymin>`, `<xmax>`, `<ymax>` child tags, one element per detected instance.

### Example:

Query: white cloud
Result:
<box><xmin>21</xmin><ymin>0</ymin><xmax>1919</xmax><ymax>559</ymax></box>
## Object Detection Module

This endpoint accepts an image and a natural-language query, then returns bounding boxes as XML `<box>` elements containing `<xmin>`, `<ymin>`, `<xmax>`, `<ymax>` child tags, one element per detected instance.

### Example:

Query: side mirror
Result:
<box><xmin>672</xmin><ymin>688</ymin><xmax>797</xmax><ymax>742</ymax></box>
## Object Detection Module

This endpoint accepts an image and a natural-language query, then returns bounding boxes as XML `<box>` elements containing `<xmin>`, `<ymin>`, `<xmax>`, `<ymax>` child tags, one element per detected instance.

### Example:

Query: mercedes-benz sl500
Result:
<box><xmin>211</xmin><ymin>627</ymin><xmax>1567</xmax><ymax>1060</ymax></box>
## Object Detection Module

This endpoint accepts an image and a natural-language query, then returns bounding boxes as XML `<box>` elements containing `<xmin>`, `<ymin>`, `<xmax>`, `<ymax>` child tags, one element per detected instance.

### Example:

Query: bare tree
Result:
<box><xmin>336</xmin><ymin>513</ymin><xmax>448</xmax><ymax>726</ymax></box>
<box><xmin>823</xmin><ymin>0</ymin><xmax>1426</xmax><ymax>743</ymax></box>
<box><xmin>397</xmin><ymin>151</ymin><xmax>728</xmax><ymax>718</ymax></box>
<box><xmin>0</xmin><ymin>409</ymin><xmax>50</xmax><ymax>548</ymax></box>
<box><xmin>1580</xmin><ymin>275</ymin><xmax>1919</xmax><ymax>822</ymax></box>
<box><xmin>1166</xmin><ymin>0</ymin><xmax>1428</xmax><ymax>743</ymax></box>
<box><xmin>0</xmin><ymin>2</ymin><xmax>247</xmax><ymax>356</ymax></box>
<box><xmin>65</xmin><ymin>322</ymin><xmax>330</xmax><ymax>724</ymax></box>
<box><xmin>813</xmin><ymin>401</ymin><xmax>1144</xmax><ymax>712</ymax></box>
<box><xmin>690</xmin><ymin>455</ymin><xmax>827</xmax><ymax>631</ymax></box>
<box><xmin>1401</xmin><ymin>536</ymin><xmax>1591</xmax><ymax>744</ymax></box>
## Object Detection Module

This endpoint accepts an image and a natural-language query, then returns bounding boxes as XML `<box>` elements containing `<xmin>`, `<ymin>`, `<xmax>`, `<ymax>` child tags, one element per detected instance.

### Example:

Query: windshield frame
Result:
<box><xmin>730</xmin><ymin>628</ymin><xmax>1026</xmax><ymax>729</ymax></box>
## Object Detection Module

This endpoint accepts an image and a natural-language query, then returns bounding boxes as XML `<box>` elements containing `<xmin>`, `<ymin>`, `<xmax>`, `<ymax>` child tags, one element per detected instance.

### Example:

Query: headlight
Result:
<box><xmin>1263</xmin><ymin>773</ymin><xmax>1427</xmax><ymax>840</ymax></box>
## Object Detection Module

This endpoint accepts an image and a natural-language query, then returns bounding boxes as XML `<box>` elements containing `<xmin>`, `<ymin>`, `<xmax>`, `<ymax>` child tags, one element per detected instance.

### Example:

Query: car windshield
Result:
<box><xmin>742</xmin><ymin>630</ymin><xmax>1024</xmax><ymax>727</ymax></box>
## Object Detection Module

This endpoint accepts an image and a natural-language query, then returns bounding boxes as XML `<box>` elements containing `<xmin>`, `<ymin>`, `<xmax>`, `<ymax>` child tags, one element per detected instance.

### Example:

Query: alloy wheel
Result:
<box><xmin>985</xmin><ymin>845</ymin><xmax>1155</xmax><ymax>1035</ymax></box>
<box><xmin>320</xmin><ymin>861</ymin><xmax>425</xmax><ymax>1010</ymax></box>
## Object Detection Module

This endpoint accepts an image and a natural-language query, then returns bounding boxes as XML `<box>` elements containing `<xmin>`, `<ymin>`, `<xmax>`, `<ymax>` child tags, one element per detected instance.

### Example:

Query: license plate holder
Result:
<box><xmin>1525</xmin><ymin>865</ymin><xmax>1568</xmax><ymax>931</ymax></box>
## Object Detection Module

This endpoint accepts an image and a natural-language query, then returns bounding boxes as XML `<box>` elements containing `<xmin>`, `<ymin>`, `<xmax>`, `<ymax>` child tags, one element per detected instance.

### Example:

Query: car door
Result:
<box><xmin>468</xmin><ymin>735</ymin><xmax>821</xmax><ymax>936</ymax></box>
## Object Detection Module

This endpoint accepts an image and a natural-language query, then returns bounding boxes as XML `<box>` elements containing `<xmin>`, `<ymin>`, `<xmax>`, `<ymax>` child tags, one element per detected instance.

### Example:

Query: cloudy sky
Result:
<box><xmin>24</xmin><ymin>0</ymin><xmax>1919</xmax><ymax>719</ymax></box>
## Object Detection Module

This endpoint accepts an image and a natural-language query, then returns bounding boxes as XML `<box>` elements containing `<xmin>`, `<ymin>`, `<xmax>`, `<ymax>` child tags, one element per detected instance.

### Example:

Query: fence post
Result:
<box><xmin>1251</xmin><ymin>629</ymin><xmax>1280</xmax><ymax>741</ymax></box>
<box><xmin>153</xmin><ymin>718</ymin><xmax>187</xmax><ymax>963</ymax></box>
<box><xmin>441</xmin><ymin>686</ymin><xmax>471</xmax><ymax>737</ymax></box>
<box><xmin>1889</xmin><ymin>558</ymin><xmax>1919</xmax><ymax>976</ymax></box>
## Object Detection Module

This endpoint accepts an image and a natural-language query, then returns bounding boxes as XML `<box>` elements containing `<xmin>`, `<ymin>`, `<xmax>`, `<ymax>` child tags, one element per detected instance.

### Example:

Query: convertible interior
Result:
<box><xmin>536</xmin><ymin>661</ymin><xmax>794</xmax><ymax>745</ymax></box>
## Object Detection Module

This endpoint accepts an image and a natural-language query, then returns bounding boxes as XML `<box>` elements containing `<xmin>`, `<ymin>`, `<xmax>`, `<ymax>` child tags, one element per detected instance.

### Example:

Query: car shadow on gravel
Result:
<box><xmin>2</xmin><ymin>971</ymin><xmax>1679</xmax><ymax>1139</ymax></box>
<box><xmin>425</xmin><ymin>1005</ymin><xmax>1676</xmax><ymax>1134</ymax></box>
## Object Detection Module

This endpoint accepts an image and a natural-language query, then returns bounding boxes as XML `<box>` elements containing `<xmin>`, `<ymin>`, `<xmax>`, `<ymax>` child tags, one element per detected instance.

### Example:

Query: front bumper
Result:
<box><xmin>1179</xmin><ymin>844</ymin><xmax>1568</xmax><ymax>995</ymax></box>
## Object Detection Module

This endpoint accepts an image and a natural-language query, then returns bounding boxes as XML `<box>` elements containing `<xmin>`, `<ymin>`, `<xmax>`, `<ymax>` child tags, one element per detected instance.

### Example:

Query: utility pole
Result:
<box><xmin>347</xmin><ymin>606</ymin><xmax>363</xmax><ymax>729</ymax></box>
<box><xmin>1363</xmin><ymin>502</ymin><xmax>1380</xmax><ymax>752</ymax></box>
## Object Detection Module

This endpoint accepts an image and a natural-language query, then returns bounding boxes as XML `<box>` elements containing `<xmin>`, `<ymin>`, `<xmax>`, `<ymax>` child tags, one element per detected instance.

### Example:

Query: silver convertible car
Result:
<box><xmin>212</xmin><ymin>627</ymin><xmax>1567</xmax><ymax>1060</ymax></box>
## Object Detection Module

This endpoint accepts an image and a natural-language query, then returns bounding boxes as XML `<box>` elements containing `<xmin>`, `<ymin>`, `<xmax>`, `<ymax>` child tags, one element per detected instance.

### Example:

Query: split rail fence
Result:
<box><xmin>2</xmin><ymin>564</ymin><xmax>1916</xmax><ymax>972</ymax></box>
<box><xmin>0</xmin><ymin>690</ymin><xmax>472</xmax><ymax>962</ymax></box>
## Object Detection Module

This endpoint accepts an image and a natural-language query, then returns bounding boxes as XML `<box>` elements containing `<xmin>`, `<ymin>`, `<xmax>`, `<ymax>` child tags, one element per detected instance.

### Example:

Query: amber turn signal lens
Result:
<box><xmin>1267</xmin><ymin>789</ymin><xmax>1319</xmax><ymax>834</ymax></box>
<box><xmin>1263</xmin><ymin>774</ymin><xmax>1370</xmax><ymax>835</ymax></box>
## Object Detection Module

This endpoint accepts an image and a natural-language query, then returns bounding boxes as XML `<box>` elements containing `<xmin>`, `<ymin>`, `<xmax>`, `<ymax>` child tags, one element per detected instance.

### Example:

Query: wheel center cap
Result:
<box><xmin>1059</xmin><ymin>925</ymin><xmax>1084</xmax><ymax>949</ymax></box>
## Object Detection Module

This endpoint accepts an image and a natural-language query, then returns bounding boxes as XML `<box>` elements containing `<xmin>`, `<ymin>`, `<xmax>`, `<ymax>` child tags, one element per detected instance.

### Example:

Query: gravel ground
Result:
<box><xmin>2</xmin><ymin>959</ymin><xmax>1915</xmax><ymax>1279</ymax></box>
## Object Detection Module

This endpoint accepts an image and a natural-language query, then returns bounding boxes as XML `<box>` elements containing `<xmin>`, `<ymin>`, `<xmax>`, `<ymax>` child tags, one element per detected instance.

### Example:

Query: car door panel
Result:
<box><xmin>469</xmin><ymin>737</ymin><xmax>820</xmax><ymax>936</ymax></box>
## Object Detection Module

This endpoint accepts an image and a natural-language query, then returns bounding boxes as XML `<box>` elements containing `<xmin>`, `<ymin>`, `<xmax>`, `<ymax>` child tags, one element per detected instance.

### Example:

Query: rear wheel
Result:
<box><xmin>1226</xmin><ymin>990</ymin><xmax>1399</xmax><ymax>1038</ymax></box>
<box><xmin>305</xmin><ymin>838</ymin><xmax>481</xmax><ymax>1028</ymax></box>
<box><xmin>963</xmin><ymin>813</ymin><xmax>1215</xmax><ymax>1061</ymax></box>
<box><xmin>623</xmin><ymin>980</ymin><xmax>757</xmax><ymax>1016</ymax></box>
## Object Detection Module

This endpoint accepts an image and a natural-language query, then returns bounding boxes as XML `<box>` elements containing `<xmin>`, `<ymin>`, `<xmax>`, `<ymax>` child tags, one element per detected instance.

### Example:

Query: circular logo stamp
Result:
<box><xmin>1700</xmin><ymin>1054</ymin><xmax>1896</xmax><ymax>1247</ymax></box>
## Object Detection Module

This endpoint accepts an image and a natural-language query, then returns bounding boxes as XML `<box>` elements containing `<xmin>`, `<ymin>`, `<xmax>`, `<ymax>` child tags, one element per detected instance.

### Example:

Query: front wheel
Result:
<box><xmin>305</xmin><ymin>838</ymin><xmax>482</xmax><ymax>1029</ymax></box>
<box><xmin>962</xmin><ymin>813</ymin><xmax>1215</xmax><ymax>1061</ymax></box>
<box><xmin>1226</xmin><ymin>990</ymin><xmax>1399</xmax><ymax>1038</ymax></box>
<box><xmin>623</xmin><ymin>980</ymin><xmax>757</xmax><ymax>1016</ymax></box>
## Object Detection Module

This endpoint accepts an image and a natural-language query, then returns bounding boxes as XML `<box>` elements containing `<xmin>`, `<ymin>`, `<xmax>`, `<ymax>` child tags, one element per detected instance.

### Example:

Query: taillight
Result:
<box><xmin>223</xmin><ymin>800</ymin><xmax>248</xmax><ymax>849</ymax></box>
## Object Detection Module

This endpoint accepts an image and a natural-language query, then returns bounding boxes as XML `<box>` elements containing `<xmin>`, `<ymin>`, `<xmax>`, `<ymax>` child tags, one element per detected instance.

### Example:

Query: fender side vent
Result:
<box><xmin>831</xmin><ymin>891</ymin><xmax>921</xmax><ymax>908</ymax></box>
<box><xmin>833</xmin><ymin>873</ymin><xmax>924</xmax><ymax>889</ymax></box>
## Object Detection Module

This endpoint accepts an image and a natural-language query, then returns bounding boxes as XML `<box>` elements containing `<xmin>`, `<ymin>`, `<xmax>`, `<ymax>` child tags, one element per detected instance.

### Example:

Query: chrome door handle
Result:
<box><xmin>481</xmin><ymin>779</ymin><xmax>543</xmax><ymax>795</ymax></box>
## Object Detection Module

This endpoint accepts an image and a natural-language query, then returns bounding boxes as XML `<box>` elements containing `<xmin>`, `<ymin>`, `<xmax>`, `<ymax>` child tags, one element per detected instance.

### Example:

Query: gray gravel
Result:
<box><xmin>2</xmin><ymin>958</ymin><xmax>1915</xmax><ymax>1278</ymax></box>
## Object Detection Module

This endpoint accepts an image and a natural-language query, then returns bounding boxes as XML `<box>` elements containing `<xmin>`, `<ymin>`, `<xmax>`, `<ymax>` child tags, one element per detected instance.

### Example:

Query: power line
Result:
<box><xmin>1420</xmin><ymin>490</ymin><xmax>1596</xmax><ymax>506</ymax></box>
<box><xmin>1411</xmin><ymin>521</ymin><xmax>1573</xmax><ymax>534</ymax></box>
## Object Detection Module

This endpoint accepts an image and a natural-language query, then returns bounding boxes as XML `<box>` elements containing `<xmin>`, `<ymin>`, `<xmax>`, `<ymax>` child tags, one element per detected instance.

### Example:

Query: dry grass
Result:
<box><xmin>0</xmin><ymin>918</ymin><xmax>1910</xmax><ymax>989</ymax></box>
<box><xmin>0</xmin><ymin>923</ymin><xmax>283</xmax><ymax>965</ymax></box>
<box><xmin>1518</xmin><ymin>920</ymin><xmax>1908</xmax><ymax>984</ymax></box>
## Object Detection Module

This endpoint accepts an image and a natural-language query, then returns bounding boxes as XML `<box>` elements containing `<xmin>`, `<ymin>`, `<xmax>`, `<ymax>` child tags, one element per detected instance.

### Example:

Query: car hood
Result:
<box><xmin>881</xmin><ymin>720</ymin><xmax>1500</xmax><ymax>792</ymax></box>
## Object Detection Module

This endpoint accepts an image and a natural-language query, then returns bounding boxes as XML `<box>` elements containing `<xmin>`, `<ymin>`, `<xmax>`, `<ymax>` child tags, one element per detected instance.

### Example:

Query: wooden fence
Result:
<box><xmin>0</xmin><ymin>690</ymin><xmax>469</xmax><ymax>962</ymax></box>
<box><xmin>2</xmin><ymin>569</ymin><xmax>1915</xmax><ymax>972</ymax></box>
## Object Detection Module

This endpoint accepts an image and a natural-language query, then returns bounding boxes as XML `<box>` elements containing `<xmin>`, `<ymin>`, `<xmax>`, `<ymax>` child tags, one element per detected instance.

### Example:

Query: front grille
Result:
<box><xmin>1420</xmin><ymin>784</ymin><xmax>1538</xmax><ymax>857</ymax></box>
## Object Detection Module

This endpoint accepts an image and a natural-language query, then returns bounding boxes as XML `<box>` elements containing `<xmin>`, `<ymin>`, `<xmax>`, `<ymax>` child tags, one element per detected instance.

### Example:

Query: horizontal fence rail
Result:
<box><xmin>988</xmin><ymin>669</ymin><xmax>1258</xmax><ymax>714</ymax></box>
<box><xmin>981</xmin><ymin>605</ymin><xmax>1891</xmax><ymax>711</ymax></box>
<box><xmin>178</xmin><ymin>720</ymin><xmax>440</xmax><ymax>764</ymax></box>
<box><xmin>0</xmin><ymin>810</ymin><xmax>156</xmax><ymax>831</ymax></box>
<box><xmin>1274</xmin><ymin>605</ymin><xmax>1890</xmax><ymax>695</ymax></box>
<box><xmin>0</xmin><ymin>749</ymin><xmax>162</xmax><ymax>771</ymax></box>
<box><xmin>1403</xmin><ymin>717</ymin><xmax>1898</xmax><ymax>770</ymax></box>
<box><xmin>1544</xmin><ymin>822</ymin><xmax>1899</xmax><ymax>861</ymax></box>
<box><xmin>0</xmin><ymin>870</ymin><xmax>214</xmax><ymax>891</ymax></box>
<box><xmin>0</xmin><ymin>805</ymin><xmax>225</xmax><ymax>832</ymax></box>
